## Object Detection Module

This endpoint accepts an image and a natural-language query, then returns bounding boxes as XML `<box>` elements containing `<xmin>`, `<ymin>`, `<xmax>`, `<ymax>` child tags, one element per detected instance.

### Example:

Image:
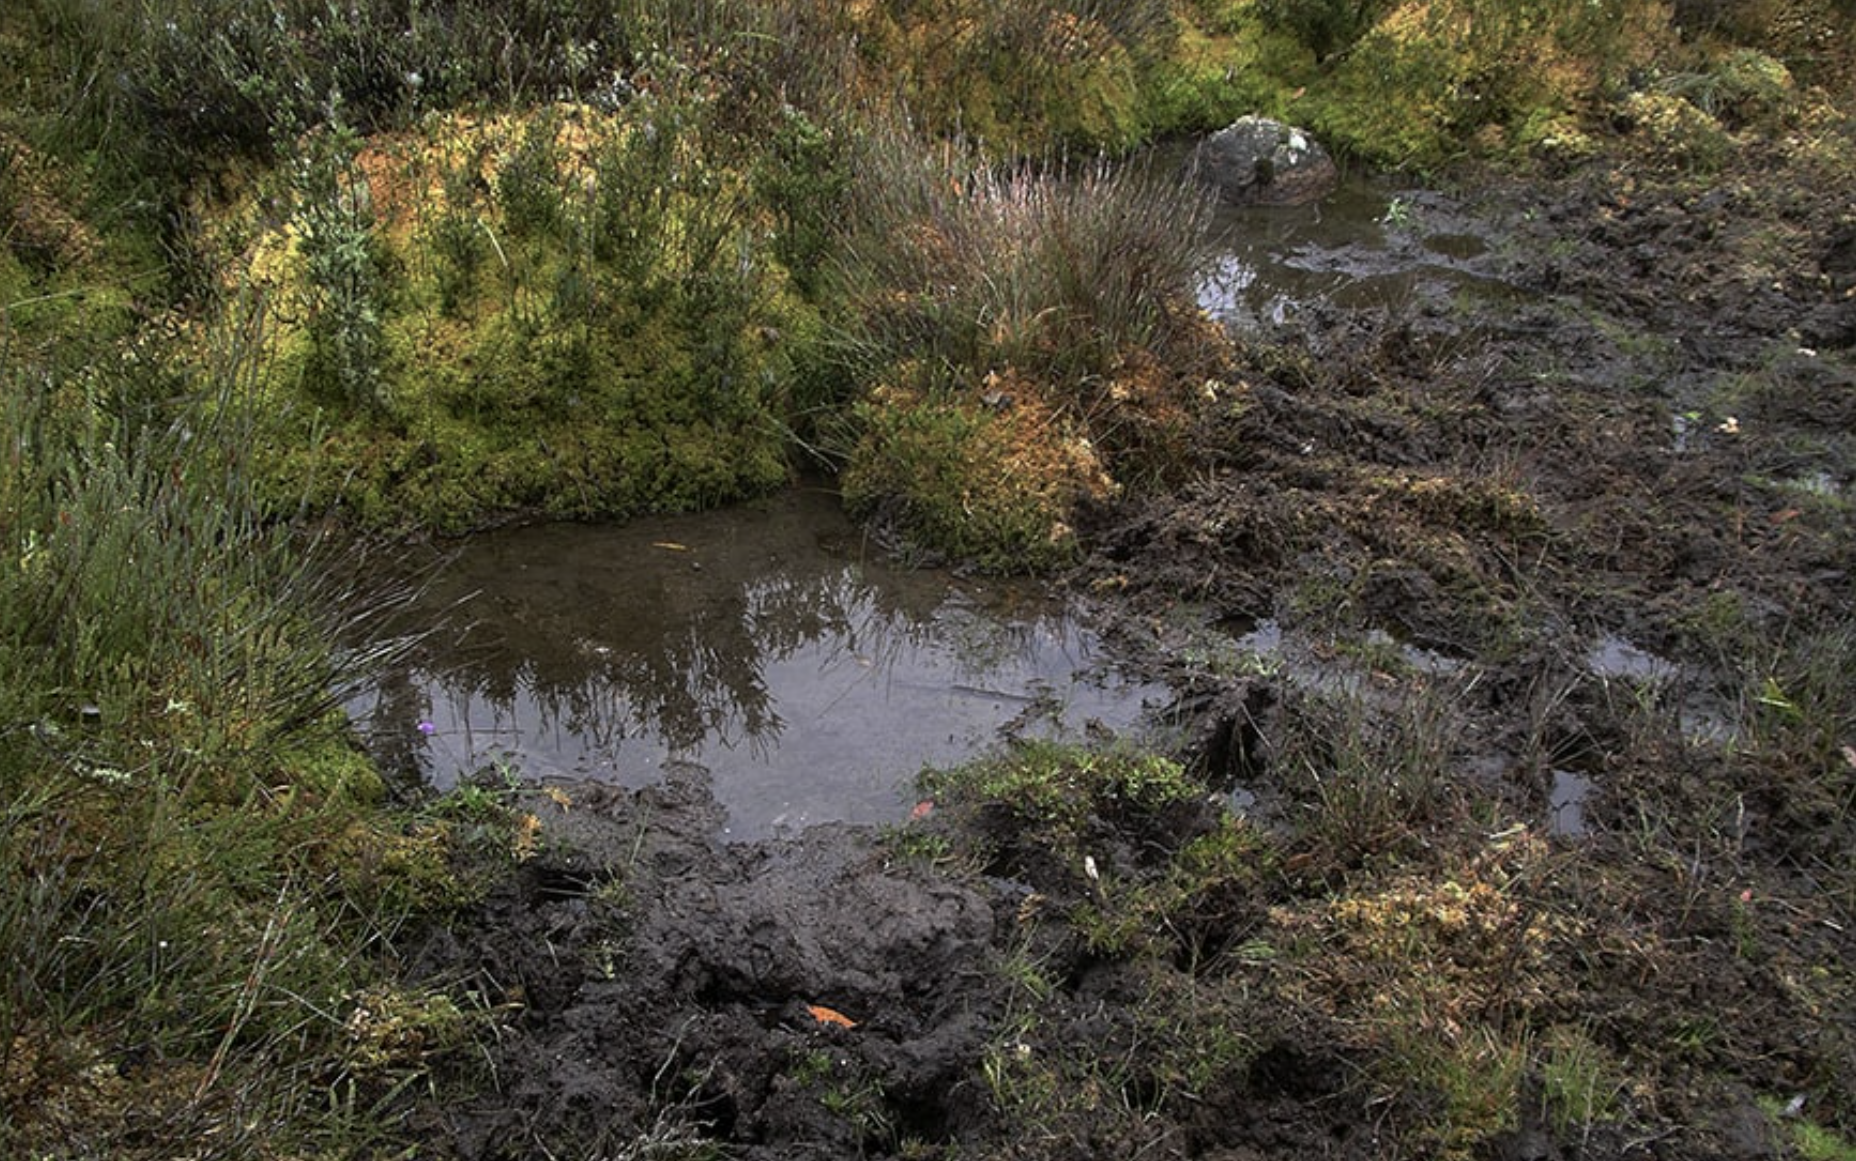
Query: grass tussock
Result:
<box><xmin>832</xmin><ymin>122</ymin><xmax>1229</xmax><ymax>569</ymax></box>
<box><xmin>0</xmin><ymin>326</ymin><xmax>524</xmax><ymax>1156</ymax></box>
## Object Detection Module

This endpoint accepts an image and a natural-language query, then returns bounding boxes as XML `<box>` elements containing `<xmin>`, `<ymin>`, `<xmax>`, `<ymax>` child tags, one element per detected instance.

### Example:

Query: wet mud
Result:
<box><xmin>403</xmin><ymin>139</ymin><xmax>1856</xmax><ymax>1159</ymax></box>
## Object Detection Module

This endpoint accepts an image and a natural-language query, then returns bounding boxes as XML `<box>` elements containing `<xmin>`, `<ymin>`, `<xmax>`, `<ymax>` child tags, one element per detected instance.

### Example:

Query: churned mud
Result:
<box><xmin>402</xmin><ymin>138</ymin><xmax>1855</xmax><ymax>1159</ymax></box>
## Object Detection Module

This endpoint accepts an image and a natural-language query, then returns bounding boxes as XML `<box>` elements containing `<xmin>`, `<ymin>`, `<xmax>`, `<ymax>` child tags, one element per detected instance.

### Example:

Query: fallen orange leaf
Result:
<box><xmin>910</xmin><ymin>800</ymin><xmax>934</xmax><ymax>821</ymax></box>
<box><xmin>807</xmin><ymin>1004</ymin><xmax>857</xmax><ymax>1030</ymax></box>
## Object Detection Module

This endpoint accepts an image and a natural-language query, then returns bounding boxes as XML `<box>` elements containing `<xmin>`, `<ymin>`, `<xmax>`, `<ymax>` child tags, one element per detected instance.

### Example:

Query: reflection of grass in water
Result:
<box><xmin>937</xmin><ymin>599</ymin><xmax>1097</xmax><ymax>687</ymax></box>
<box><xmin>375</xmin><ymin>535</ymin><xmax>1143</xmax><ymax>790</ymax></box>
<box><xmin>400</xmin><ymin>560</ymin><xmax>933</xmax><ymax>770</ymax></box>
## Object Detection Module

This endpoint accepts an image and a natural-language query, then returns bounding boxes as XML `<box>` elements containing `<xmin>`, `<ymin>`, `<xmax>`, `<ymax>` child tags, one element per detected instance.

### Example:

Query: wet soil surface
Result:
<box><xmin>404</xmin><ymin>138</ymin><xmax>1855</xmax><ymax>1159</ymax></box>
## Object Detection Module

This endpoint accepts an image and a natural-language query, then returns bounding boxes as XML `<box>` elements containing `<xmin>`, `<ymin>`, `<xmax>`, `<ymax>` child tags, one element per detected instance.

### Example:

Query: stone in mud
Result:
<box><xmin>1188</xmin><ymin>116</ymin><xmax>1339</xmax><ymax>207</ymax></box>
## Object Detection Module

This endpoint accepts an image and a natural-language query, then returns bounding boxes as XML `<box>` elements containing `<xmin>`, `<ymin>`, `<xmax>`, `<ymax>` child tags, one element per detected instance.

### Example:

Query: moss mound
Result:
<box><xmin>217</xmin><ymin>100</ymin><xmax>797</xmax><ymax>532</ymax></box>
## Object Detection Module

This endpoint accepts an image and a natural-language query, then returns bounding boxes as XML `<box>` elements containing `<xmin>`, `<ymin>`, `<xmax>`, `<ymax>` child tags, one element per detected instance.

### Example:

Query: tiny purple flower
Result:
<box><xmin>417</xmin><ymin>720</ymin><xmax>437</xmax><ymax>736</ymax></box>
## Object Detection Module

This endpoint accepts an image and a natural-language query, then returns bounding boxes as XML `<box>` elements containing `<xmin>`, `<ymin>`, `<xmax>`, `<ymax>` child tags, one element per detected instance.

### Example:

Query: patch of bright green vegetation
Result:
<box><xmin>922</xmin><ymin>739</ymin><xmax>1202</xmax><ymax>864</ymax></box>
<box><xmin>1074</xmin><ymin>815</ymin><xmax>1275</xmax><ymax>957</ymax></box>
<box><xmin>1539</xmin><ymin>1025</ymin><xmax>1623</xmax><ymax>1137</ymax></box>
<box><xmin>228</xmin><ymin>95</ymin><xmax>796</xmax><ymax>532</ymax></box>
<box><xmin>977</xmin><ymin>954</ymin><xmax>1259</xmax><ymax>1138</ymax></box>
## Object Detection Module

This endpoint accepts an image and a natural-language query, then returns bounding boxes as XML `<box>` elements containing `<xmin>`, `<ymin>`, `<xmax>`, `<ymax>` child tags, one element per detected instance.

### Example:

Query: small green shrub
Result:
<box><xmin>292</xmin><ymin>104</ymin><xmax>391</xmax><ymax>411</ymax></box>
<box><xmin>496</xmin><ymin>109</ymin><xmax>570</xmax><ymax>242</ymax></box>
<box><xmin>1255</xmin><ymin>0</ymin><xmax>1393</xmax><ymax>63</ymax></box>
<box><xmin>421</xmin><ymin>150</ymin><xmax>492</xmax><ymax>317</ymax></box>
<box><xmin>755</xmin><ymin>106</ymin><xmax>853</xmax><ymax>295</ymax></box>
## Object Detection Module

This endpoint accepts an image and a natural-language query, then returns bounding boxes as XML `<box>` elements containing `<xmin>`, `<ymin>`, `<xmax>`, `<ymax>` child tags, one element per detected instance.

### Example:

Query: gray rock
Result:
<box><xmin>1188</xmin><ymin>116</ymin><xmax>1339</xmax><ymax>207</ymax></box>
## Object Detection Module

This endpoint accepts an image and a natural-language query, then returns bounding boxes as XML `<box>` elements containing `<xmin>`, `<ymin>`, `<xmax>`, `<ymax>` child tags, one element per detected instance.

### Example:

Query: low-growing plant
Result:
<box><xmin>1656</xmin><ymin>48</ymin><xmax>1797</xmax><ymax>128</ymax></box>
<box><xmin>1272</xmin><ymin>683</ymin><xmax>1460</xmax><ymax>869</ymax></box>
<box><xmin>236</xmin><ymin>90</ymin><xmax>795</xmax><ymax>532</ymax></box>
<box><xmin>1539</xmin><ymin>1024</ymin><xmax>1622</xmax><ymax>1139</ymax></box>
<box><xmin>755</xmin><ymin>106</ymin><xmax>853</xmax><ymax>296</ymax></box>
<box><xmin>921</xmin><ymin>738</ymin><xmax>1204</xmax><ymax>873</ymax></box>
<box><xmin>422</xmin><ymin>146</ymin><xmax>493</xmax><ymax>317</ymax></box>
<box><xmin>497</xmin><ymin>108</ymin><xmax>570</xmax><ymax>242</ymax></box>
<box><xmin>0</xmin><ymin>317</ymin><xmax>437</xmax><ymax>1156</ymax></box>
<box><xmin>1758</xmin><ymin>1095</ymin><xmax>1856</xmax><ymax>1161</ymax></box>
<box><xmin>1255</xmin><ymin>0</ymin><xmax>1394</xmax><ymax>63</ymax></box>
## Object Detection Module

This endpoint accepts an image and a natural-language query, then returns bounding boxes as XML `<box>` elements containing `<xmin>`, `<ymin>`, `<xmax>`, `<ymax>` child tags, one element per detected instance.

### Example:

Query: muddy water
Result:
<box><xmin>350</xmin><ymin>487</ymin><xmax>1166</xmax><ymax>839</ymax></box>
<box><xmin>1188</xmin><ymin>171</ymin><xmax>1512</xmax><ymax>328</ymax></box>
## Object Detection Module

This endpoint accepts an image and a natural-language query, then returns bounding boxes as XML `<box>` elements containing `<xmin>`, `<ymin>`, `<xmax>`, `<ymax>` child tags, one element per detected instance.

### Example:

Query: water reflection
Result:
<box><xmin>1194</xmin><ymin>177</ymin><xmax>1402</xmax><ymax>326</ymax></box>
<box><xmin>1548</xmin><ymin>768</ymin><xmax>1594</xmax><ymax>838</ymax></box>
<box><xmin>349</xmin><ymin>487</ymin><xmax>1165</xmax><ymax>838</ymax></box>
<box><xmin>1170</xmin><ymin>157</ymin><xmax>1514</xmax><ymax>329</ymax></box>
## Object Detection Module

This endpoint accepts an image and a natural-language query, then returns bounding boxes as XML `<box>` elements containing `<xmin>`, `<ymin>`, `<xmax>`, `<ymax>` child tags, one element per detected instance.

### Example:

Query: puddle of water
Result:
<box><xmin>1235</xmin><ymin>617</ymin><xmax>1284</xmax><ymax>654</ymax></box>
<box><xmin>1192</xmin><ymin>178</ymin><xmax>1398</xmax><ymax>325</ymax></box>
<box><xmin>1548</xmin><ymin>768</ymin><xmax>1594</xmax><ymax>837</ymax></box>
<box><xmin>1587</xmin><ymin>634</ymin><xmax>1677</xmax><ymax>684</ymax></box>
<box><xmin>348</xmin><ymin>487</ymin><xmax>1167</xmax><ymax>839</ymax></box>
<box><xmin>1169</xmin><ymin>160</ymin><xmax>1511</xmax><ymax>327</ymax></box>
<box><xmin>1582</xmin><ymin>633</ymin><xmax>1739</xmax><ymax>745</ymax></box>
<box><xmin>1361</xmin><ymin>627</ymin><xmax>1466</xmax><ymax>677</ymax></box>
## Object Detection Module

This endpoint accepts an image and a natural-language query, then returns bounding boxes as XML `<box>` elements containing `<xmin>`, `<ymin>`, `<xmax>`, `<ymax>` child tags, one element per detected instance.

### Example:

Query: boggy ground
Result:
<box><xmin>404</xmin><ymin>137</ymin><xmax>1856</xmax><ymax>1159</ymax></box>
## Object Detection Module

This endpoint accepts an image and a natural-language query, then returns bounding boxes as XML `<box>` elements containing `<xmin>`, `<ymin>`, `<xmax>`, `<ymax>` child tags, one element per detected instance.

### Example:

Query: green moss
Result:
<box><xmin>1143</xmin><ymin>22</ymin><xmax>1313</xmax><ymax>133</ymax></box>
<box><xmin>1309</xmin><ymin>26</ymin><xmax>1467</xmax><ymax>168</ymax></box>
<box><xmin>0</xmin><ymin>249</ymin><xmax>33</xmax><ymax>325</ymax></box>
<box><xmin>921</xmin><ymin>738</ymin><xmax>1200</xmax><ymax>866</ymax></box>
<box><xmin>275</xmin><ymin>731</ymin><xmax>387</xmax><ymax>806</ymax></box>
<box><xmin>1621</xmin><ymin>91</ymin><xmax>1733</xmax><ymax>169</ymax></box>
<box><xmin>228</xmin><ymin>101</ymin><xmax>800</xmax><ymax>533</ymax></box>
<box><xmin>841</xmin><ymin>390</ymin><xmax>1086</xmax><ymax>574</ymax></box>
